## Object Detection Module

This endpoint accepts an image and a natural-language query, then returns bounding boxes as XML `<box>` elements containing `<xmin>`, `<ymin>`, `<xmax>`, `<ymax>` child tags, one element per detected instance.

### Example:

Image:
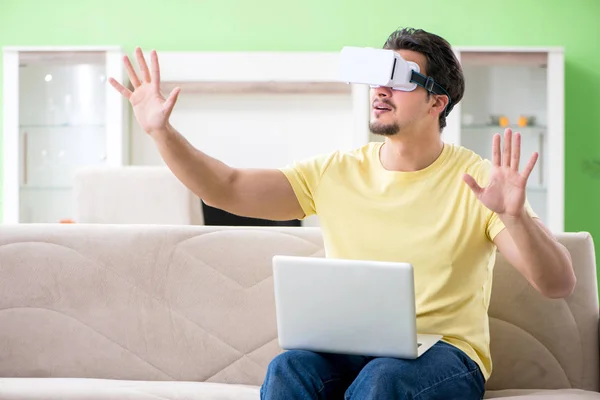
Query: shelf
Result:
<box><xmin>460</xmin><ymin>51</ymin><xmax>548</xmax><ymax>67</ymax></box>
<box><xmin>527</xmin><ymin>186</ymin><xmax>546</xmax><ymax>192</ymax></box>
<box><xmin>20</xmin><ymin>185</ymin><xmax>72</xmax><ymax>190</ymax></box>
<box><xmin>161</xmin><ymin>81</ymin><xmax>352</xmax><ymax>94</ymax></box>
<box><xmin>20</xmin><ymin>124</ymin><xmax>105</xmax><ymax>129</ymax></box>
<box><xmin>461</xmin><ymin>125</ymin><xmax>546</xmax><ymax>133</ymax></box>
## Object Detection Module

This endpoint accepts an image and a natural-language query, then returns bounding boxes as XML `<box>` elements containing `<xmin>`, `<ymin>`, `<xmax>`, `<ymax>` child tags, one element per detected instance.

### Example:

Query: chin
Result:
<box><xmin>369</xmin><ymin>120</ymin><xmax>400</xmax><ymax>136</ymax></box>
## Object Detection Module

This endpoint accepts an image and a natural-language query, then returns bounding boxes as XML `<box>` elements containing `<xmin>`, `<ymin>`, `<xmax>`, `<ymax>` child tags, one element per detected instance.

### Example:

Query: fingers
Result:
<box><xmin>463</xmin><ymin>173</ymin><xmax>484</xmax><ymax>196</ymax></box>
<box><xmin>521</xmin><ymin>152</ymin><xmax>539</xmax><ymax>180</ymax></box>
<box><xmin>490</xmin><ymin>127</ymin><xmax>537</xmax><ymax>181</ymax></box>
<box><xmin>108</xmin><ymin>77</ymin><xmax>132</xmax><ymax>99</ymax></box>
<box><xmin>502</xmin><ymin>128</ymin><xmax>512</xmax><ymax>167</ymax></box>
<box><xmin>163</xmin><ymin>87</ymin><xmax>181</xmax><ymax>118</ymax></box>
<box><xmin>135</xmin><ymin>47</ymin><xmax>152</xmax><ymax>83</ymax></box>
<box><xmin>491</xmin><ymin>133</ymin><xmax>501</xmax><ymax>167</ymax></box>
<box><xmin>124</xmin><ymin>55</ymin><xmax>141</xmax><ymax>88</ymax></box>
<box><xmin>151</xmin><ymin>50</ymin><xmax>161</xmax><ymax>89</ymax></box>
<box><xmin>511</xmin><ymin>131</ymin><xmax>521</xmax><ymax>171</ymax></box>
<box><xmin>111</xmin><ymin>47</ymin><xmax>163</xmax><ymax>101</ymax></box>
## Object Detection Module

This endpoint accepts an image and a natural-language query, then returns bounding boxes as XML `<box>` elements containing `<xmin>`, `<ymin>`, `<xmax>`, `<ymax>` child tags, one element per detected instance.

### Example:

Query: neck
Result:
<box><xmin>379</xmin><ymin>132</ymin><xmax>444</xmax><ymax>172</ymax></box>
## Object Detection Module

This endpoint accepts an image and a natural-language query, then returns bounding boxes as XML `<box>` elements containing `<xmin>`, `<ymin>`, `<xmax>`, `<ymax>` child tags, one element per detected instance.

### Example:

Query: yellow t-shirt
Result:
<box><xmin>280</xmin><ymin>141</ymin><xmax>535</xmax><ymax>381</ymax></box>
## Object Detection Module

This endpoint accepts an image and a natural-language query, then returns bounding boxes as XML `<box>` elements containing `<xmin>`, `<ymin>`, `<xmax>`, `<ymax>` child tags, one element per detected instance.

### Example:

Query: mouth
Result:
<box><xmin>373</xmin><ymin>102</ymin><xmax>393</xmax><ymax>116</ymax></box>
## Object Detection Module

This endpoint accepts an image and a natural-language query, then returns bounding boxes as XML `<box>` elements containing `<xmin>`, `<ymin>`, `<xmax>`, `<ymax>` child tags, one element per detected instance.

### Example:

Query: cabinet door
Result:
<box><xmin>17</xmin><ymin>51</ymin><xmax>108</xmax><ymax>223</ymax></box>
<box><xmin>452</xmin><ymin>49</ymin><xmax>563</xmax><ymax>230</ymax></box>
<box><xmin>3</xmin><ymin>48</ymin><xmax>125</xmax><ymax>223</ymax></box>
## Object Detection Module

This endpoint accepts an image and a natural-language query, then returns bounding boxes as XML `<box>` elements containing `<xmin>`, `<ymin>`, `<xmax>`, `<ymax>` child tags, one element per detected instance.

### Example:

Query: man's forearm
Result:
<box><xmin>152</xmin><ymin>124</ymin><xmax>236</xmax><ymax>206</ymax></box>
<box><xmin>501</xmin><ymin>210</ymin><xmax>576</xmax><ymax>298</ymax></box>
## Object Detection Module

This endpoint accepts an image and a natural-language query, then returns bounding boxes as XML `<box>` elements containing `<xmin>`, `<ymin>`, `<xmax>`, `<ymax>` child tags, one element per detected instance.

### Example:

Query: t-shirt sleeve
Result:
<box><xmin>470</xmin><ymin>159</ymin><xmax>539</xmax><ymax>241</ymax></box>
<box><xmin>279</xmin><ymin>152</ymin><xmax>336</xmax><ymax>219</ymax></box>
<box><xmin>486</xmin><ymin>200</ymin><xmax>538</xmax><ymax>241</ymax></box>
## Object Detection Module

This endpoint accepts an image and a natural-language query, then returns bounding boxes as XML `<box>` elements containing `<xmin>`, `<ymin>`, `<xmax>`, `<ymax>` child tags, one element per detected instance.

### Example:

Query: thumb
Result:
<box><xmin>162</xmin><ymin>87</ymin><xmax>181</xmax><ymax>118</ymax></box>
<box><xmin>463</xmin><ymin>173</ymin><xmax>484</xmax><ymax>196</ymax></box>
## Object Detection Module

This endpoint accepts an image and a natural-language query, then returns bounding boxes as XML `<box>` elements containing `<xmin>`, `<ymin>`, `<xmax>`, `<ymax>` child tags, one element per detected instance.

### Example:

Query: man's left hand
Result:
<box><xmin>463</xmin><ymin>128</ymin><xmax>538</xmax><ymax>219</ymax></box>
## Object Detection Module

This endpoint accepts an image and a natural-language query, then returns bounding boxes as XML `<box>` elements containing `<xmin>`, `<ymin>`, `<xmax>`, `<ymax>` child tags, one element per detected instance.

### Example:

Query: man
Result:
<box><xmin>109</xmin><ymin>27</ymin><xmax>576</xmax><ymax>400</ymax></box>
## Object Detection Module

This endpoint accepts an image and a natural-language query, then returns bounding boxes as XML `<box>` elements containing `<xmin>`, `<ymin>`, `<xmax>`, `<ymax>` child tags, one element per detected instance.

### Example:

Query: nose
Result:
<box><xmin>373</xmin><ymin>86</ymin><xmax>393</xmax><ymax>98</ymax></box>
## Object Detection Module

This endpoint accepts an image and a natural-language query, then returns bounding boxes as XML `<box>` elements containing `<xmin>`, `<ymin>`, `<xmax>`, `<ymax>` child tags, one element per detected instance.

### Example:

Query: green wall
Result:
<box><xmin>1</xmin><ymin>0</ymin><xmax>599</xmax><ymax>238</ymax></box>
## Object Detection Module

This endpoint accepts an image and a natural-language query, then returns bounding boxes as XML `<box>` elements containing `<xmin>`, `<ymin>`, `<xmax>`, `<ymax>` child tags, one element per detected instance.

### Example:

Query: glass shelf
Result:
<box><xmin>20</xmin><ymin>185</ymin><xmax>72</xmax><ymax>190</ymax></box>
<box><xmin>461</xmin><ymin>125</ymin><xmax>546</xmax><ymax>134</ymax></box>
<box><xmin>20</xmin><ymin>124</ymin><xmax>105</xmax><ymax>129</ymax></box>
<box><xmin>527</xmin><ymin>186</ymin><xmax>546</xmax><ymax>192</ymax></box>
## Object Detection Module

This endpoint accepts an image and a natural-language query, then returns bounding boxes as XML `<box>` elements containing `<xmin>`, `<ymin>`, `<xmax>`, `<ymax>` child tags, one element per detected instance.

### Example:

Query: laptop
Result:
<box><xmin>272</xmin><ymin>255</ymin><xmax>442</xmax><ymax>359</ymax></box>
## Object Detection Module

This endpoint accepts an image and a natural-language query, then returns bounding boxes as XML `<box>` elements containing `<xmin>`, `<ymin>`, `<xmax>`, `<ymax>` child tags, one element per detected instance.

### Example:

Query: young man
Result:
<box><xmin>110</xmin><ymin>27</ymin><xmax>576</xmax><ymax>400</ymax></box>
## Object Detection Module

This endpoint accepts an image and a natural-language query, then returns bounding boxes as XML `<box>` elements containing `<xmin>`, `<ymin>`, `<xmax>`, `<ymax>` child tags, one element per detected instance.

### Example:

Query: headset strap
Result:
<box><xmin>410</xmin><ymin>71</ymin><xmax>453</xmax><ymax>115</ymax></box>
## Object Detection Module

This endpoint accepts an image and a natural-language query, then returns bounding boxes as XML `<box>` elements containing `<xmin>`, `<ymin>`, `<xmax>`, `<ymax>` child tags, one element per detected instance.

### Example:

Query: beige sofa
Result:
<box><xmin>73</xmin><ymin>167</ymin><xmax>204</xmax><ymax>225</ymax></box>
<box><xmin>0</xmin><ymin>223</ymin><xmax>599</xmax><ymax>399</ymax></box>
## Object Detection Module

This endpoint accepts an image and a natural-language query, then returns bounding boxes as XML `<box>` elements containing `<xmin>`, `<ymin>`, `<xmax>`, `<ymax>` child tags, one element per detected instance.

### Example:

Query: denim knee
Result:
<box><xmin>267</xmin><ymin>350</ymin><xmax>314</xmax><ymax>373</ymax></box>
<box><xmin>262</xmin><ymin>350</ymin><xmax>328</xmax><ymax>400</ymax></box>
<box><xmin>355</xmin><ymin>358</ymin><xmax>403</xmax><ymax>384</ymax></box>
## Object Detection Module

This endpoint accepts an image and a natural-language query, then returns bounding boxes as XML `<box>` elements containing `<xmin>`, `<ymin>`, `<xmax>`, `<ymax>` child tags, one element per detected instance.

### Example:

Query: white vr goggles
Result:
<box><xmin>339</xmin><ymin>46</ymin><xmax>453</xmax><ymax>115</ymax></box>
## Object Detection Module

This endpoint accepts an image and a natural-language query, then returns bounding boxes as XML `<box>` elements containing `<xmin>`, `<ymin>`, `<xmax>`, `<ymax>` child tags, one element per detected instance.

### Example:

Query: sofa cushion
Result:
<box><xmin>73</xmin><ymin>166</ymin><xmax>204</xmax><ymax>225</ymax></box>
<box><xmin>0</xmin><ymin>378</ymin><xmax>261</xmax><ymax>400</ymax></box>
<box><xmin>2</xmin><ymin>379</ymin><xmax>600</xmax><ymax>399</ymax></box>
<box><xmin>484</xmin><ymin>389</ymin><xmax>600</xmax><ymax>399</ymax></box>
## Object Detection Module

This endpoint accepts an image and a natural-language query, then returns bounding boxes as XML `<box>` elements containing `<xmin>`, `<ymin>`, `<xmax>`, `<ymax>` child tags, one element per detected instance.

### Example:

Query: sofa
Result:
<box><xmin>0</xmin><ymin>223</ymin><xmax>599</xmax><ymax>399</ymax></box>
<box><xmin>73</xmin><ymin>167</ymin><xmax>205</xmax><ymax>225</ymax></box>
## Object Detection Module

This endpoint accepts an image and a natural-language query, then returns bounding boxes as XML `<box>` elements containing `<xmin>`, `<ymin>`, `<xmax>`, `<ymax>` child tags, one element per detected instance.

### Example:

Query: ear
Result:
<box><xmin>430</xmin><ymin>94</ymin><xmax>449</xmax><ymax>116</ymax></box>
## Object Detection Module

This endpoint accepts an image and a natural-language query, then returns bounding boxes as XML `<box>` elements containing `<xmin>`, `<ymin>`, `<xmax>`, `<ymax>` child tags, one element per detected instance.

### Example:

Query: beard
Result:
<box><xmin>369</xmin><ymin>120</ymin><xmax>400</xmax><ymax>136</ymax></box>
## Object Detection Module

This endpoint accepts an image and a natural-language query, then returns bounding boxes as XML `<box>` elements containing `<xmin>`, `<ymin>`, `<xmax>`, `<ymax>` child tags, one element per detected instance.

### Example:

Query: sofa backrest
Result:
<box><xmin>73</xmin><ymin>166</ymin><xmax>204</xmax><ymax>225</ymax></box>
<box><xmin>0</xmin><ymin>224</ymin><xmax>597</xmax><ymax>391</ymax></box>
<box><xmin>486</xmin><ymin>231</ymin><xmax>599</xmax><ymax>391</ymax></box>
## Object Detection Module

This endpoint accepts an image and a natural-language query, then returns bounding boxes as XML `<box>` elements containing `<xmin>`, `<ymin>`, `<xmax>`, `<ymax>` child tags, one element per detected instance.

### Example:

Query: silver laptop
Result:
<box><xmin>272</xmin><ymin>255</ymin><xmax>442</xmax><ymax>359</ymax></box>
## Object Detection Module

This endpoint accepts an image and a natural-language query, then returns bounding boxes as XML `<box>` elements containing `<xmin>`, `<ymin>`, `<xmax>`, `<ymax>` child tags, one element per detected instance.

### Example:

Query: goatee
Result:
<box><xmin>369</xmin><ymin>121</ymin><xmax>400</xmax><ymax>136</ymax></box>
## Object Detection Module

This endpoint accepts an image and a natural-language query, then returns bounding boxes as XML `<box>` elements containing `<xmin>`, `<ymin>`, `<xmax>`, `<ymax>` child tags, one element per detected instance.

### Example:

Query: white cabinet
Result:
<box><xmin>2</xmin><ymin>47</ymin><xmax>129</xmax><ymax>223</ymax></box>
<box><xmin>443</xmin><ymin>47</ymin><xmax>565</xmax><ymax>232</ymax></box>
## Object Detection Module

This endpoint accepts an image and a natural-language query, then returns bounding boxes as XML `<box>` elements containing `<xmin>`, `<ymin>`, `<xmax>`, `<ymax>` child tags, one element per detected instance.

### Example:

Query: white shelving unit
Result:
<box><xmin>2</xmin><ymin>47</ymin><xmax>129</xmax><ymax>223</ymax></box>
<box><xmin>2</xmin><ymin>47</ymin><xmax>561</xmax><ymax>229</ymax></box>
<box><xmin>443</xmin><ymin>47</ymin><xmax>565</xmax><ymax>232</ymax></box>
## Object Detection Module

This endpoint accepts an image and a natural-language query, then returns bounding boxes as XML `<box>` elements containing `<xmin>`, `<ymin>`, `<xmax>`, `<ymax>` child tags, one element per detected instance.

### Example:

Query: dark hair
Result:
<box><xmin>383</xmin><ymin>27</ymin><xmax>464</xmax><ymax>131</ymax></box>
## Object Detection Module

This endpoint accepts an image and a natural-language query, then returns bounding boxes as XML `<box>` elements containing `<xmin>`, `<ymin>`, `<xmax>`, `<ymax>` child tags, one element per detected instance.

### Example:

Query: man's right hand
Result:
<box><xmin>109</xmin><ymin>47</ymin><xmax>180</xmax><ymax>137</ymax></box>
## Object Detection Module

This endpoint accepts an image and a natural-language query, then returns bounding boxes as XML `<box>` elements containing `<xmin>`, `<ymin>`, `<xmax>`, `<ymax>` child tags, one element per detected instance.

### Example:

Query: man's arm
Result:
<box><xmin>493</xmin><ymin>212</ymin><xmax>575</xmax><ymax>299</ymax></box>
<box><xmin>109</xmin><ymin>47</ymin><xmax>304</xmax><ymax>222</ymax></box>
<box><xmin>153</xmin><ymin>124</ymin><xmax>304</xmax><ymax>221</ymax></box>
<box><xmin>464</xmin><ymin>129</ymin><xmax>576</xmax><ymax>299</ymax></box>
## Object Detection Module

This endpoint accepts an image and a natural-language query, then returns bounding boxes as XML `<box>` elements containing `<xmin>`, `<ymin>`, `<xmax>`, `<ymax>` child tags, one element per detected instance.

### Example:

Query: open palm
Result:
<box><xmin>108</xmin><ymin>47</ymin><xmax>180</xmax><ymax>135</ymax></box>
<box><xmin>464</xmin><ymin>129</ymin><xmax>538</xmax><ymax>217</ymax></box>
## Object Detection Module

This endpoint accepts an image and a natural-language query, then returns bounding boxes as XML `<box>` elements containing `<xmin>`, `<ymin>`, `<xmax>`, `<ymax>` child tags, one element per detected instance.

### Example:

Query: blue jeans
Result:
<box><xmin>260</xmin><ymin>341</ymin><xmax>485</xmax><ymax>400</ymax></box>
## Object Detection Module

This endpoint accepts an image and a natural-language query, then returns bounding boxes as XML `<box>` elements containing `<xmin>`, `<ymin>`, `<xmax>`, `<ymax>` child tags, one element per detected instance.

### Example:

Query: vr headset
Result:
<box><xmin>339</xmin><ymin>46</ymin><xmax>453</xmax><ymax>115</ymax></box>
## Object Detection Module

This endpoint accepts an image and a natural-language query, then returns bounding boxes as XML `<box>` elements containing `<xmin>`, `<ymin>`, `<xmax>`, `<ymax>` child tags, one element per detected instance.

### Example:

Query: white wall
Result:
<box><xmin>131</xmin><ymin>91</ymin><xmax>356</xmax><ymax>169</ymax></box>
